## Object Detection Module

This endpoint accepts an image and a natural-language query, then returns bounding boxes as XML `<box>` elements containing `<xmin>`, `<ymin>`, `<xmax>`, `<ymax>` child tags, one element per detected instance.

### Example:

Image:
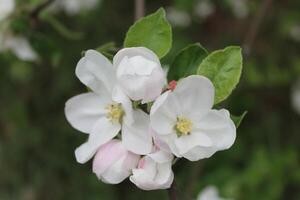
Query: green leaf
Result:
<box><xmin>231</xmin><ymin>111</ymin><xmax>247</xmax><ymax>128</ymax></box>
<box><xmin>168</xmin><ymin>43</ymin><xmax>208</xmax><ymax>81</ymax></box>
<box><xmin>124</xmin><ymin>8</ymin><xmax>172</xmax><ymax>58</ymax></box>
<box><xmin>197</xmin><ymin>46</ymin><xmax>243</xmax><ymax>104</ymax></box>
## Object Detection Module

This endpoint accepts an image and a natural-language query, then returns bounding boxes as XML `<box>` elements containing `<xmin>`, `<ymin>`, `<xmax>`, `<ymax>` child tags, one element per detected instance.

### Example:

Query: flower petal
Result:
<box><xmin>195</xmin><ymin>109</ymin><xmax>236</xmax><ymax>150</ymax></box>
<box><xmin>92</xmin><ymin>140</ymin><xmax>126</xmax><ymax>175</ymax></box>
<box><xmin>122</xmin><ymin>109</ymin><xmax>152</xmax><ymax>155</ymax></box>
<box><xmin>65</xmin><ymin>92</ymin><xmax>108</xmax><ymax>134</ymax></box>
<box><xmin>150</xmin><ymin>91</ymin><xmax>180</xmax><ymax>135</ymax></box>
<box><xmin>113</xmin><ymin>47</ymin><xmax>160</xmax><ymax>68</ymax></box>
<box><xmin>173</xmin><ymin>75</ymin><xmax>214</xmax><ymax>115</ymax></box>
<box><xmin>112</xmin><ymin>86</ymin><xmax>134</xmax><ymax>125</ymax></box>
<box><xmin>182</xmin><ymin>146</ymin><xmax>216</xmax><ymax>161</ymax></box>
<box><xmin>148</xmin><ymin>149</ymin><xmax>174</xmax><ymax>163</ymax></box>
<box><xmin>75</xmin><ymin>50</ymin><xmax>115</xmax><ymax>95</ymax></box>
<box><xmin>175</xmin><ymin>132</ymin><xmax>213</xmax><ymax>155</ymax></box>
<box><xmin>75</xmin><ymin>117</ymin><xmax>121</xmax><ymax>163</ymax></box>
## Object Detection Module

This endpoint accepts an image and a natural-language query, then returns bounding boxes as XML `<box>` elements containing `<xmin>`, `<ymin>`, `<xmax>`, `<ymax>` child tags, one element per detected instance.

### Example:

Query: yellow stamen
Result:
<box><xmin>175</xmin><ymin>116</ymin><xmax>193</xmax><ymax>136</ymax></box>
<box><xmin>105</xmin><ymin>103</ymin><xmax>124</xmax><ymax>124</ymax></box>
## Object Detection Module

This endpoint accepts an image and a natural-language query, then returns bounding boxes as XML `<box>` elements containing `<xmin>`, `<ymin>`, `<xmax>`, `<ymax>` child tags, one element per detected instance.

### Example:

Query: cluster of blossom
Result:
<box><xmin>65</xmin><ymin>47</ymin><xmax>236</xmax><ymax>190</ymax></box>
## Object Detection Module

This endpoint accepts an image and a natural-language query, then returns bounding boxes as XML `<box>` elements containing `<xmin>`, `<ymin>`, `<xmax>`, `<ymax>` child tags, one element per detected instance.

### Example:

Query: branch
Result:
<box><xmin>168</xmin><ymin>181</ymin><xmax>179</xmax><ymax>200</ymax></box>
<box><xmin>135</xmin><ymin>0</ymin><xmax>145</xmax><ymax>21</ymax></box>
<box><xmin>30</xmin><ymin>0</ymin><xmax>55</xmax><ymax>19</ymax></box>
<box><xmin>242</xmin><ymin>0</ymin><xmax>274</xmax><ymax>57</ymax></box>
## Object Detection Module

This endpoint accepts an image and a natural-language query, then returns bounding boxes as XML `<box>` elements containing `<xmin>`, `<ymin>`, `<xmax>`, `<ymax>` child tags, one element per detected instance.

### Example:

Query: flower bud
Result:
<box><xmin>113</xmin><ymin>47</ymin><xmax>166</xmax><ymax>103</ymax></box>
<box><xmin>93</xmin><ymin>139</ymin><xmax>139</xmax><ymax>184</ymax></box>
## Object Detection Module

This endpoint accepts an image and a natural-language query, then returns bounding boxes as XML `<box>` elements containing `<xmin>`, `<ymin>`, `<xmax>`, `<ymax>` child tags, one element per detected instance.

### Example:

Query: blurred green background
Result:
<box><xmin>1</xmin><ymin>0</ymin><xmax>300</xmax><ymax>199</ymax></box>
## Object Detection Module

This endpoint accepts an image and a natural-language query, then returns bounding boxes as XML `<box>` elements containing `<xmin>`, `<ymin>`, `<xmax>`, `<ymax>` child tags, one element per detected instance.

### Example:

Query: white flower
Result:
<box><xmin>291</xmin><ymin>79</ymin><xmax>300</xmax><ymax>115</ymax></box>
<box><xmin>130</xmin><ymin>148</ymin><xmax>174</xmax><ymax>190</ymax></box>
<box><xmin>114</xmin><ymin>47</ymin><xmax>166</xmax><ymax>103</ymax></box>
<box><xmin>49</xmin><ymin>0</ymin><xmax>100</xmax><ymax>15</ymax></box>
<box><xmin>150</xmin><ymin>75</ymin><xmax>236</xmax><ymax>161</ymax></box>
<box><xmin>93</xmin><ymin>139</ymin><xmax>140</xmax><ymax>184</ymax></box>
<box><xmin>0</xmin><ymin>35</ymin><xmax>38</xmax><ymax>61</ymax></box>
<box><xmin>0</xmin><ymin>0</ymin><xmax>15</xmax><ymax>21</ymax></box>
<box><xmin>197</xmin><ymin>186</ymin><xmax>232</xmax><ymax>200</ymax></box>
<box><xmin>65</xmin><ymin>50</ymin><xmax>152</xmax><ymax>164</ymax></box>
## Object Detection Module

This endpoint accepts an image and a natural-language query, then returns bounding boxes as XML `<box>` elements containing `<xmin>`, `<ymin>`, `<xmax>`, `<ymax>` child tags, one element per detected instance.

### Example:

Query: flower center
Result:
<box><xmin>105</xmin><ymin>103</ymin><xmax>124</xmax><ymax>124</ymax></box>
<box><xmin>175</xmin><ymin>116</ymin><xmax>193</xmax><ymax>136</ymax></box>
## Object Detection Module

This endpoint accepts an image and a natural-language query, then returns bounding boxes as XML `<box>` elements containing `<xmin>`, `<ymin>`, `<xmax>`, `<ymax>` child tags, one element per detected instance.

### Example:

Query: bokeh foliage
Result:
<box><xmin>0</xmin><ymin>0</ymin><xmax>300</xmax><ymax>199</ymax></box>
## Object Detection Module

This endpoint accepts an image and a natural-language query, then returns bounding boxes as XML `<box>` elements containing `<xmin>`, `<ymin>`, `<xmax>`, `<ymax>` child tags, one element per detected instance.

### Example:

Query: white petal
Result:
<box><xmin>112</xmin><ymin>86</ymin><xmax>134</xmax><ymax>125</ymax></box>
<box><xmin>0</xmin><ymin>0</ymin><xmax>15</xmax><ymax>21</ymax></box>
<box><xmin>122</xmin><ymin>109</ymin><xmax>152</xmax><ymax>155</ymax></box>
<box><xmin>150</xmin><ymin>91</ymin><xmax>180</xmax><ymax>135</ymax></box>
<box><xmin>173</xmin><ymin>75</ymin><xmax>214</xmax><ymax>115</ymax></box>
<box><xmin>75</xmin><ymin>50</ymin><xmax>115</xmax><ymax>95</ymax></box>
<box><xmin>74</xmin><ymin>117</ymin><xmax>120</xmax><ymax>163</ymax></box>
<box><xmin>113</xmin><ymin>47</ymin><xmax>160</xmax><ymax>68</ymax></box>
<box><xmin>175</xmin><ymin>132</ymin><xmax>213</xmax><ymax>155</ymax></box>
<box><xmin>65</xmin><ymin>92</ymin><xmax>108</xmax><ymax>133</ymax></box>
<box><xmin>182</xmin><ymin>146</ymin><xmax>217</xmax><ymax>161</ymax></box>
<box><xmin>148</xmin><ymin>149</ymin><xmax>174</xmax><ymax>163</ymax></box>
<box><xmin>195</xmin><ymin>109</ymin><xmax>236</xmax><ymax>150</ymax></box>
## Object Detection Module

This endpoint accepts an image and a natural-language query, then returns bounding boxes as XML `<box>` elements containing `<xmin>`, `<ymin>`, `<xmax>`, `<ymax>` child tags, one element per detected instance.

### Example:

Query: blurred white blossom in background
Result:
<box><xmin>0</xmin><ymin>0</ymin><xmax>15</xmax><ymax>21</ymax></box>
<box><xmin>166</xmin><ymin>7</ymin><xmax>191</xmax><ymax>28</ymax></box>
<box><xmin>227</xmin><ymin>0</ymin><xmax>249</xmax><ymax>19</ymax></box>
<box><xmin>289</xmin><ymin>25</ymin><xmax>300</xmax><ymax>42</ymax></box>
<box><xmin>50</xmin><ymin>0</ymin><xmax>101</xmax><ymax>15</ymax></box>
<box><xmin>0</xmin><ymin>0</ymin><xmax>38</xmax><ymax>61</ymax></box>
<box><xmin>291</xmin><ymin>79</ymin><xmax>300</xmax><ymax>115</ymax></box>
<box><xmin>197</xmin><ymin>186</ymin><xmax>232</xmax><ymax>200</ymax></box>
<box><xmin>194</xmin><ymin>0</ymin><xmax>215</xmax><ymax>19</ymax></box>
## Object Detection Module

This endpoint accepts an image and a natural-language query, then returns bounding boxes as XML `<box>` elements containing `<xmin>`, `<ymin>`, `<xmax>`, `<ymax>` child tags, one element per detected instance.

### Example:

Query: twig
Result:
<box><xmin>242</xmin><ymin>0</ymin><xmax>274</xmax><ymax>57</ymax></box>
<box><xmin>135</xmin><ymin>0</ymin><xmax>145</xmax><ymax>21</ymax></box>
<box><xmin>168</xmin><ymin>181</ymin><xmax>179</xmax><ymax>200</ymax></box>
<box><xmin>30</xmin><ymin>0</ymin><xmax>55</xmax><ymax>19</ymax></box>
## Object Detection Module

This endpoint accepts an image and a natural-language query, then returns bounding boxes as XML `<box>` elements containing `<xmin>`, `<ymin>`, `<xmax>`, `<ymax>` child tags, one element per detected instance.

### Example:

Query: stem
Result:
<box><xmin>135</xmin><ymin>0</ymin><xmax>145</xmax><ymax>21</ymax></box>
<box><xmin>168</xmin><ymin>181</ymin><xmax>179</xmax><ymax>200</ymax></box>
<box><xmin>30</xmin><ymin>0</ymin><xmax>55</xmax><ymax>19</ymax></box>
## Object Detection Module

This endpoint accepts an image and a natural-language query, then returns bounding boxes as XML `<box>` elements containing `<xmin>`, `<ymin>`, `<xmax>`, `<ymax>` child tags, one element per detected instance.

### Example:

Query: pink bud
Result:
<box><xmin>167</xmin><ymin>80</ymin><xmax>177</xmax><ymax>91</ymax></box>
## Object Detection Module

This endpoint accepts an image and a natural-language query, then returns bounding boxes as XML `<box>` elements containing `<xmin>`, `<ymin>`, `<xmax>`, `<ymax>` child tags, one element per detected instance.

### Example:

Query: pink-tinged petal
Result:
<box><xmin>75</xmin><ymin>50</ymin><xmax>116</xmax><ymax>95</ymax></box>
<box><xmin>93</xmin><ymin>140</ymin><xmax>139</xmax><ymax>184</ymax></box>
<box><xmin>92</xmin><ymin>140</ymin><xmax>126</xmax><ymax>175</ymax></box>
<box><xmin>122</xmin><ymin>109</ymin><xmax>152</xmax><ymax>155</ymax></box>
<box><xmin>65</xmin><ymin>92</ymin><xmax>108</xmax><ymax>134</ymax></box>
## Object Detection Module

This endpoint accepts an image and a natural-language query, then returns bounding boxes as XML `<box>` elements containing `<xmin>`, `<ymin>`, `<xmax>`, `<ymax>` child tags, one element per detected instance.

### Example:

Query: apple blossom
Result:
<box><xmin>150</xmin><ymin>75</ymin><xmax>236</xmax><ymax>161</ymax></box>
<box><xmin>93</xmin><ymin>139</ymin><xmax>139</xmax><ymax>184</ymax></box>
<box><xmin>197</xmin><ymin>186</ymin><xmax>232</xmax><ymax>200</ymax></box>
<box><xmin>65</xmin><ymin>50</ymin><xmax>152</xmax><ymax>164</ymax></box>
<box><xmin>0</xmin><ymin>0</ymin><xmax>15</xmax><ymax>21</ymax></box>
<box><xmin>114</xmin><ymin>47</ymin><xmax>166</xmax><ymax>103</ymax></box>
<box><xmin>130</xmin><ymin>148</ymin><xmax>174</xmax><ymax>190</ymax></box>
